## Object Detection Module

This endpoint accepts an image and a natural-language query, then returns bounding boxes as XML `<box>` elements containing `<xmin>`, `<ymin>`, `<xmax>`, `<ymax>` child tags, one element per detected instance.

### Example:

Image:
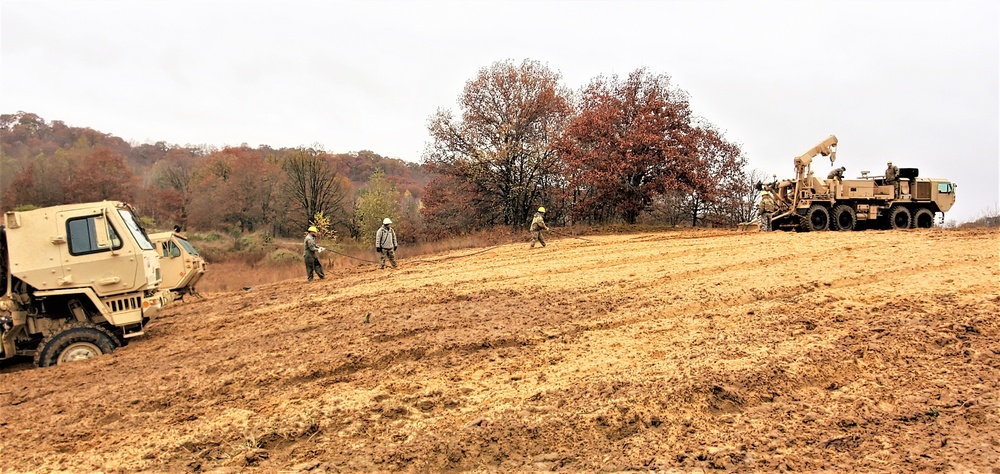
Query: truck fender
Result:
<box><xmin>31</xmin><ymin>287</ymin><xmax>110</xmax><ymax>320</ymax></box>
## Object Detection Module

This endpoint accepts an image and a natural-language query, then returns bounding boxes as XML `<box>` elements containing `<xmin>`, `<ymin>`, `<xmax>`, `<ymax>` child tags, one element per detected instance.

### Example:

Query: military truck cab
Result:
<box><xmin>830</xmin><ymin>172</ymin><xmax>956</xmax><ymax>228</ymax></box>
<box><xmin>149</xmin><ymin>231</ymin><xmax>206</xmax><ymax>302</ymax></box>
<box><xmin>0</xmin><ymin>201</ymin><xmax>165</xmax><ymax>367</ymax></box>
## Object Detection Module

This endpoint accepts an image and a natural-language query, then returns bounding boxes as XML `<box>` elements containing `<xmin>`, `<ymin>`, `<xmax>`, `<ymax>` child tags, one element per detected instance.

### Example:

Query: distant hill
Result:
<box><xmin>1</xmin><ymin>111</ymin><xmax>434</xmax><ymax>197</ymax></box>
<box><xmin>1</xmin><ymin>111</ymin><xmax>437</xmax><ymax>237</ymax></box>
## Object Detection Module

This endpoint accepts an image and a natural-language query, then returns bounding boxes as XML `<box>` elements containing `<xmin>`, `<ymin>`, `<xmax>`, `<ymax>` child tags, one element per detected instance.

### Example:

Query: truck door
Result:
<box><xmin>59</xmin><ymin>211</ymin><xmax>137</xmax><ymax>296</ymax></box>
<box><xmin>158</xmin><ymin>237</ymin><xmax>184</xmax><ymax>290</ymax></box>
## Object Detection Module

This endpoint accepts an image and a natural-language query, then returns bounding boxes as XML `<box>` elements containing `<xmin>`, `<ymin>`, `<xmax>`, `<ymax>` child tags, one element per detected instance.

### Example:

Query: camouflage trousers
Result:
<box><xmin>380</xmin><ymin>249</ymin><xmax>397</xmax><ymax>269</ymax></box>
<box><xmin>530</xmin><ymin>230</ymin><xmax>546</xmax><ymax>248</ymax></box>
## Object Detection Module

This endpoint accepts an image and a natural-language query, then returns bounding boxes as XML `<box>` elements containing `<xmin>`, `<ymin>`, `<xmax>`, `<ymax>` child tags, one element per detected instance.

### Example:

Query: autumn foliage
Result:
<box><xmin>0</xmin><ymin>112</ymin><xmax>433</xmax><ymax>241</ymax></box>
<box><xmin>424</xmin><ymin>60</ymin><xmax>572</xmax><ymax>228</ymax></box>
<box><xmin>557</xmin><ymin>69</ymin><xmax>701</xmax><ymax>224</ymax></box>
<box><xmin>3</xmin><ymin>60</ymin><xmax>759</xmax><ymax>243</ymax></box>
<box><xmin>424</xmin><ymin>63</ymin><xmax>753</xmax><ymax>228</ymax></box>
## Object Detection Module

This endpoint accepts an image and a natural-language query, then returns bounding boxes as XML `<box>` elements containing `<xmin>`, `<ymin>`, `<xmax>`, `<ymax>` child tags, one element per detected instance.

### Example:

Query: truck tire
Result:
<box><xmin>831</xmin><ymin>204</ymin><xmax>856</xmax><ymax>231</ymax></box>
<box><xmin>805</xmin><ymin>204</ymin><xmax>830</xmax><ymax>231</ymax></box>
<box><xmin>912</xmin><ymin>208</ymin><xmax>934</xmax><ymax>228</ymax></box>
<box><xmin>34</xmin><ymin>323</ymin><xmax>119</xmax><ymax>367</ymax></box>
<box><xmin>888</xmin><ymin>206</ymin><xmax>912</xmax><ymax>230</ymax></box>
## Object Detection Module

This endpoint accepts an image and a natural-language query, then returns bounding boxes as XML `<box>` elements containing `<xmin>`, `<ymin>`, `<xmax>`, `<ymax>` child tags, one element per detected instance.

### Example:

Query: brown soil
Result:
<box><xmin>1</xmin><ymin>228</ymin><xmax>998</xmax><ymax>473</ymax></box>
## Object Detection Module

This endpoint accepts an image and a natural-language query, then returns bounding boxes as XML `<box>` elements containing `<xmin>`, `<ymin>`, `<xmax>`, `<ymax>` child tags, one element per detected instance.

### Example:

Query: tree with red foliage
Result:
<box><xmin>557</xmin><ymin>68</ymin><xmax>705</xmax><ymax>224</ymax></box>
<box><xmin>679</xmin><ymin>125</ymin><xmax>748</xmax><ymax>227</ymax></box>
<box><xmin>2</xmin><ymin>162</ymin><xmax>42</xmax><ymax>210</ymax></box>
<box><xmin>425</xmin><ymin>59</ymin><xmax>572</xmax><ymax>229</ymax></box>
<box><xmin>66</xmin><ymin>147</ymin><xmax>136</xmax><ymax>203</ymax></box>
<box><xmin>186</xmin><ymin>147</ymin><xmax>284</xmax><ymax>233</ymax></box>
<box><xmin>419</xmin><ymin>173</ymin><xmax>483</xmax><ymax>239</ymax></box>
<box><xmin>145</xmin><ymin>147</ymin><xmax>202</xmax><ymax>230</ymax></box>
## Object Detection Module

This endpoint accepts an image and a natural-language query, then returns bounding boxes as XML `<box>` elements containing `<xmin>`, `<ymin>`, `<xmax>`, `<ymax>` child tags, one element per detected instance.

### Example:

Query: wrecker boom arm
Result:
<box><xmin>793</xmin><ymin>134</ymin><xmax>838</xmax><ymax>181</ymax></box>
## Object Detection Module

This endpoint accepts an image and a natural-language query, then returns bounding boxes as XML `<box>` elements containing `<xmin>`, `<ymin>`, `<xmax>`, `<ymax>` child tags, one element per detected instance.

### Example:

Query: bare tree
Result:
<box><xmin>282</xmin><ymin>148</ymin><xmax>349</xmax><ymax>233</ymax></box>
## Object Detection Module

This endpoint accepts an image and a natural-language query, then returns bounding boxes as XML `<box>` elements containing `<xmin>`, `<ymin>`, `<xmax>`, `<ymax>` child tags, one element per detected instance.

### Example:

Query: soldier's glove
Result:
<box><xmin>317</xmin><ymin>247</ymin><xmax>326</xmax><ymax>253</ymax></box>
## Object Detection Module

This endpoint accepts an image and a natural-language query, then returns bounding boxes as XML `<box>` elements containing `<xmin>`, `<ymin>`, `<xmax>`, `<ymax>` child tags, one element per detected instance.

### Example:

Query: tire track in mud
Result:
<box><xmin>459</xmin><ymin>231</ymin><xmax>999</xmax><ymax>471</ymax></box>
<box><xmin>1</xmin><ymin>229</ymin><xmax>997</xmax><ymax>473</ymax></box>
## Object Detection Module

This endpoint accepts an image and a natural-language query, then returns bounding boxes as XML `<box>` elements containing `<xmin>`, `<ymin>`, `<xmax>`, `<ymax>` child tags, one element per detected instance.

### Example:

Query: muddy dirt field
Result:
<box><xmin>1</xmin><ymin>228</ymin><xmax>998</xmax><ymax>473</ymax></box>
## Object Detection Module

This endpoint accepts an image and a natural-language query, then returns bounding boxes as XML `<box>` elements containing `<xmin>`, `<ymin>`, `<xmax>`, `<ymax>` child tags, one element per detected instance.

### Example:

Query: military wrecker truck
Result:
<box><xmin>149</xmin><ymin>231</ymin><xmax>206</xmax><ymax>302</ymax></box>
<box><xmin>759</xmin><ymin>135</ymin><xmax>957</xmax><ymax>231</ymax></box>
<box><xmin>0</xmin><ymin>201</ymin><xmax>166</xmax><ymax>367</ymax></box>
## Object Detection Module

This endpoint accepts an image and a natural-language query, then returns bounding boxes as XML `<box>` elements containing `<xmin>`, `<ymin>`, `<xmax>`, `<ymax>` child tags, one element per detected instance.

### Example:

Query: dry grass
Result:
<box><xmin>195</xmin><ymin>228</ymin><xmax>528</xmax><ymax>293</ymax></box>
<box><xmin>197</xmin><ymin>257</ymin><xmax>359</xmax><ymax>292</ymax></box>
<box><xmin>192</xmin><ymin>224</ymin><xmax>705</xmax><ymax>293</ymax></box>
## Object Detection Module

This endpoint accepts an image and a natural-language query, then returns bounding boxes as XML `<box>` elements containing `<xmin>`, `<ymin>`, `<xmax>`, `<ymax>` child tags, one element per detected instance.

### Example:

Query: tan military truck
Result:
<box><xmin>149</xmin><ymin>231</ymin><xmax>206</xmax><ymax>302</ymax></box>
<box><xmin>759</xmin><ymin>135</ymin><xmax>957</xmax><ymax>231</ymax></box>
<box><xmin>0</xmin><ymin>201</ymin><xmax>166</xmax><ymax>367</ymax></box>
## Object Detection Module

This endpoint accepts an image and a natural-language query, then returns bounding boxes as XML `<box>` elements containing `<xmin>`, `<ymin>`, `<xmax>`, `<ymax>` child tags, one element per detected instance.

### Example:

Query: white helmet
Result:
<box><xmin>383</xmin><ymin>218</ymin><xmax>392</xmax><ymax>225</ymax></box>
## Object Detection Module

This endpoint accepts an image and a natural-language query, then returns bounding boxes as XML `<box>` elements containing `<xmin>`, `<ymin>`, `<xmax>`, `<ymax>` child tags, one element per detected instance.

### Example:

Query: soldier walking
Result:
<box><xmin>375</xmin><ymin>218</ymin><xmax>398</xmax><ymax>269</ymax></box>
<box><xmin>529</xmin><ymin>207</ymin><xmax>548</xmax><ymax>248</ymax></box>
<box><xmin>304</xmin><ymin>226</ymin><xmax>325</xmax><ymax>281</ymax></box>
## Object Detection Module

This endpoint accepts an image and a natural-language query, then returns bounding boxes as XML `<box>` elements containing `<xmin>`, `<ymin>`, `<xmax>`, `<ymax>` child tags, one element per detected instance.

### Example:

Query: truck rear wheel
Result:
<box><xmin>805</xmin><ymin>205</ymin><xmax>830</xmax><ymax>231</ymax></box>
<box><xmin>888</xmin><ymin>206</ymin><xmax>912</xmax><ymax>230</ymax></box>
<box><xmin>912</xmin><ymin>208</ymin><xmax>934</xmax><ymax>228</ymax></box>
<box><xmin>34</xmin><ymin>323</ymin><xmax>119</xmax><ymax>367</ymax></box>
<box><xmin>831</xmin><ymin>205</ymin><xmax>856</xmax><ymax>231</ymax></box>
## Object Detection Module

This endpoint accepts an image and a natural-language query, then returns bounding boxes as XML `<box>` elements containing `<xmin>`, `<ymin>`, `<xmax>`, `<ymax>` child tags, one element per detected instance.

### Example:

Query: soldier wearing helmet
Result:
<box><xmin>529</xmin><ymin>207</ymin><xmax>549</xmax><ymax>248</ymax></box>
<box><xmin>303</xmin><ymin>226</ymin><xmax>325</xmax><ymax>281</ymax></box>
<box><xmin>885</xmin><ymin>161</ymin><xmax>900</xmax><ymax>196</ymax></box>
<box><xmin>375</xmin><ymin>218</ymin><xmax>398</xmax><ymax>269</ymax></box>
<box><xmin>885</xmin><ymin>161</ymin><xmax>898</xmax><ymax>182</ymax></box>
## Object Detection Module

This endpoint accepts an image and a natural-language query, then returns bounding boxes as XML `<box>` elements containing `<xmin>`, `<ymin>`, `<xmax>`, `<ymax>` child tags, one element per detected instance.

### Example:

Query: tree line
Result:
<box><xmin>423</xmin><ymin>60</ymin><xmax>759</xmax><ymax>233</ymax></box>
<box><xmin>0</xmin><ymin>112</ymin><xmax>432</xmax><ymax>243</ymax></box>
<box><xmin>1</xmin><ymin>60</ymin><xmax>761</xmax><ymax>243</ymax></box>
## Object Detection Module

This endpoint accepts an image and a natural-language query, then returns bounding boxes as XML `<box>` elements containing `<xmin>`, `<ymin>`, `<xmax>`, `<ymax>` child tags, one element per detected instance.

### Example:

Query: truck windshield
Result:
<box><xmin>175</xmin><ymin>236</ymin><xmax>201</xmax><ymax>257</ymax></box>
<box><xmin>117</xmin><ymin>209</ymin><xmax>155</xmax><ymax>250</ymax></box>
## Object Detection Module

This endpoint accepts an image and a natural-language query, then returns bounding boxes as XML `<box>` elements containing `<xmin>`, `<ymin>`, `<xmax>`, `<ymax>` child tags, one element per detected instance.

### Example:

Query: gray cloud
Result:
<box><xmin>2</xmin><ymin>0</ymin><xmax>996</xmax><ymax>222</ymax></box>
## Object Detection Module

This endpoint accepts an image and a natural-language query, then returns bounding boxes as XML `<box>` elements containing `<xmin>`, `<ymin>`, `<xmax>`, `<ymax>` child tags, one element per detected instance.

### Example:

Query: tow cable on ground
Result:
<box><xmin>319</xmin><ymin>228</ymin><xmax>594</xmax><ymax>268</ymax></box>
<box><xmin>547</xmin><ymin>228</ymin><xmax>595</xmax><ymax>242</ymax></box>
<box><xmin>321</xmin><ymin>247</ymin><xmax>381</xmax><ymax>264</ymax></box>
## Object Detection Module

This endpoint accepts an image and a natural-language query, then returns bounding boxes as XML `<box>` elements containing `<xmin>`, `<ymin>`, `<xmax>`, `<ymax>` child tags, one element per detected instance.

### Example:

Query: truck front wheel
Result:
<box><xmin>912</xmin><ymin>208</ymin><xmax>934</xmax><ymax>228</ymax></box>
<box><xmin>34</xmin><ymin>323</ymin><xmax>119</xmax><ymax>367</ymax></box>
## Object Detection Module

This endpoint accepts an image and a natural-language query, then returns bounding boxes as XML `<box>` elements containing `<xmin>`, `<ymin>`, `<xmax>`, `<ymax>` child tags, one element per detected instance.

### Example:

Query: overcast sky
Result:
<box><xmin>2</xmin><ymin>0</ymin><xmax>997</xmax><ymax>223</ymax></box>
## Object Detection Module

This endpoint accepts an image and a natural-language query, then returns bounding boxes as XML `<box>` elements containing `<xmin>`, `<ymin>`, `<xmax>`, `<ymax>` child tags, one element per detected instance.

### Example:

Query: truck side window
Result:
<box><xmin>67</xmin><ymin>216</ymin><xmax>123</xmax><ymax>255</ymax></box>
<box><xmin>937</xmin><ymin>183</ymin><xmax>953</xmax><ymax>193</ymax></box>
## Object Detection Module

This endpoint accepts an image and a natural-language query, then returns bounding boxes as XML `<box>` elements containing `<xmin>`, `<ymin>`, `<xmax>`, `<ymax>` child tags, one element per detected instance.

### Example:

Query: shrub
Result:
<box><xmin>261</xmin><ymin>248</ymin><xmax>301</xmax><ymax>267</ymax></box>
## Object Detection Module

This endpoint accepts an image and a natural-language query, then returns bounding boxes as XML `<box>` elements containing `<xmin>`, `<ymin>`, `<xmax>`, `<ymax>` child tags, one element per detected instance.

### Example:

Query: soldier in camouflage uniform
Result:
<box><xmin>375</xmin><ymin>218</ymin><xmax>398</xmax><ymax>269</ymax></box>
<box><xmin>529</xmin><ymin>207</ymin><xmax>548</xmax><ymax>248</ymax></box>
<box><xmin>304</xmin><ymin>226</ymin><xmax>325</xmax><ymax>281</ymax></box>
<box><xmin>885</xmin><ymin>161</ymin><xmax>900</xmax><ymax>196</ymax></box>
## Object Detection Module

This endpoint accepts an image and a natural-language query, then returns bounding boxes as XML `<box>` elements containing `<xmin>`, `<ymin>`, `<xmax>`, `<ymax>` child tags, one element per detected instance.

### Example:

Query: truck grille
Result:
<box><xmin>107</xmin><ymin>295</ymin><xmax>141</xmax><ymax>312</ymax></box>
